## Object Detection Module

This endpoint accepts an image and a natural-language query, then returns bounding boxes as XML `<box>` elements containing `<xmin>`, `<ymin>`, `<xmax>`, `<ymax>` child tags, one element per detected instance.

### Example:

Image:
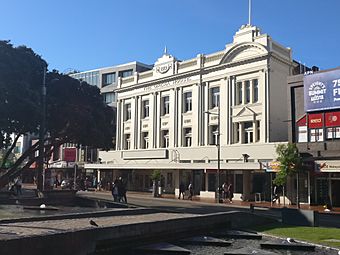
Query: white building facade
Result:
<box><xmin>88</xmin><ymin>25</ymin><xmax>296</xmax><ymax>200</ymax></box>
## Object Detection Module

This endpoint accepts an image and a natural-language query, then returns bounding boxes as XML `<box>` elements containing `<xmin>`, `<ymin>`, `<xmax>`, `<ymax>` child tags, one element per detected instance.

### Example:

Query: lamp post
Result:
<box><xmin>205</xmin><ymin>105</ymin><xmax>222</xmax><ymax>203</ymax></box>
<box><xmin>37</xmin><ymin>66</ymin><xmax>47</xmax><ymax>191</ymax></box>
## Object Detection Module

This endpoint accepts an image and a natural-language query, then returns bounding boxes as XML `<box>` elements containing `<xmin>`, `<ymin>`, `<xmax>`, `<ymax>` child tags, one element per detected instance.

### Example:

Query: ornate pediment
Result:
<box><xmin>234</xmin><ymin>106</ymin><xmax>256</xmax><ymax>118</ymax></box>
<box><xmin>220</xmin><ymin>42</ymin><xmax>268</xmax><ymax>65</ymax></box>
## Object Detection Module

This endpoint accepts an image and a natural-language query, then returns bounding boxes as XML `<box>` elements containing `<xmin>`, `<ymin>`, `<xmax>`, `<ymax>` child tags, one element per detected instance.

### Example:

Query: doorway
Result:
<box><xmin>331</xmin><ymin>180</ymin><xmax>340</xmax><ymax>207</ymax></box>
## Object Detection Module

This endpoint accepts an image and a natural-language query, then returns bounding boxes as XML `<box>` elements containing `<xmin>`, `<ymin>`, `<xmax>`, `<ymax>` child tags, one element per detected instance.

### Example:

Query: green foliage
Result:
<box><xmin>0</xmin><ymin>42</ymin><xmax>115</xmax><ymax>186</ymax></box>
<box><xmin>273</xmin><ymin>143</ymin><xmax>301</xmax><ymax>186</ymax></box>
<box><xmin>252</xmin><ymin>223</ymin><xmax>340</xmax><ymax>248</ymax></box>
<box><xmin>151</xmin><ymin>170</ymin><xmax>161</xmax><ymax>181</ymax></box>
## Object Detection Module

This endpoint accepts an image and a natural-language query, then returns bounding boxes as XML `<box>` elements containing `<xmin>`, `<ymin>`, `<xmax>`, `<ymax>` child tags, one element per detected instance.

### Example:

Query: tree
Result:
<box><xmin>151</xmin><ymin>170</ymin><xmax>161</xmax><ymax>182</ymax></box>
<box><xmin>0</xmin><ymin>42</ymin><xmax>115</xmax><ymax>188</ymax></box>
<box><xmin>273</xmin><ymin>143</ymin><xmax>302</xmax><ymax>206</ymax></box>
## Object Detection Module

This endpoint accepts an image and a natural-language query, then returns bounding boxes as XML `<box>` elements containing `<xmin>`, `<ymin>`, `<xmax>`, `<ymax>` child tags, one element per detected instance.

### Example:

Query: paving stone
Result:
<box><xmin>136</xmin><ymin>242</ymin><xmax>191</xmax><ymax>254</ymax></box>
<box><xmin>224</xmin><ymin>247</ymin><xmax>279</xmax><ymax>254</ymax></box>
<box><xmin>214</xmin><ymin>230</ymin><xmax>262</xmax><ymax>239</ymax></box>
<box><xmin>260</xmin><ymin>240</ymin><xmax>315</xmax><ymax>251</ymax></box>
<box><xmin>180</xmin><ymin>236</ymin><xmax>232</xmax><ymax>246</ymax></box>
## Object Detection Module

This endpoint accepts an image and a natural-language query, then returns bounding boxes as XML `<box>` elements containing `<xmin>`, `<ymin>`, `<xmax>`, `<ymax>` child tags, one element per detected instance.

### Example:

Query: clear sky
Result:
<box><xmin>1</xmin><ymin>0</ymin><xmax>339</xmax><ymax>72</ymax></box>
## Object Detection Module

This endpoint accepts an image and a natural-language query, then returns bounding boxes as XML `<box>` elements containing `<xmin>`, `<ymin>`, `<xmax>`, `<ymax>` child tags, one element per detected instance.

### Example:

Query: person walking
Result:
<box><xmin>227</xmin><ymin>183</ymin><xmax>233</xmax><ymax>203</ymax></box>
<box><xmin>222</xmin><ymin>182</ymin><xmax>228</xmax><ymax>202</ymax></box>
<box><xmin>111</xmin><ymin>179</ymin><xmax>119</xmax><ymax>202</ymax></box>
<box><xmin>188</xmin><ymin>183</ymin><xmax>193</xmax><ymax>200</ymax></box>
<box><xmin>178</xmin><ymin>182</ymin><xmax>185</xmax><ymax>199</ymax></box>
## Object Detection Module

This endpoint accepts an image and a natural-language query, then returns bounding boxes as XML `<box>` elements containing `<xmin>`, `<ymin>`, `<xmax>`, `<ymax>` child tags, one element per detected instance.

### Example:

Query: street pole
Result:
<box><xmin>73</xmin><ymin>164</ymin><xmax>77</xmax><ymax>190</ymax></box>
<box><xmin>217</xmin><ymin>104</ymin><xmax>221</xmax><ymax>203</ymax></box>
<box><xmin>38</xmin><ymin>66</ymin><xmax>47</xmax><ymax>191</ymax></box>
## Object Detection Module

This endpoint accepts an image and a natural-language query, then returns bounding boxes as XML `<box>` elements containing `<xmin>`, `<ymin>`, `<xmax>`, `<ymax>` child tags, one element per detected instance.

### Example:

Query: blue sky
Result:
<box><xmin>1</xmin><ymin>0</ymin><xmax>339</xmax><ymax>72</ymax></box>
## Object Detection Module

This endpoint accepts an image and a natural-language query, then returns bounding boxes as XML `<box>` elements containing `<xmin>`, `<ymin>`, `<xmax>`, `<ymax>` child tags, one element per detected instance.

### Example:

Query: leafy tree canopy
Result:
<box><xmin>273</xmin><ymin>143</ymin><xmax>302</xmax><ymax>186</ymax></box>
<box><xmin>0</xmin><ymin>41</ymin><xmax>114</xmax><ymax>187</ymax></box>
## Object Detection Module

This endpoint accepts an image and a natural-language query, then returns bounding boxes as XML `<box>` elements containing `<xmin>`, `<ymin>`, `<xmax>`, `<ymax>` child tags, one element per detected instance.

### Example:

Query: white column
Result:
<box><xmin>116</xmin><ymin>100</ymin><xmax>121</xmax><ymax>150</ymax></box>
<box><xmin>120</xmin><ymin>100</ymin><xmax>125</xmax><ymax>150</ymax></box>
<box><xmin>136</xmin><ymin>96</ymin><xmax>141</xmax><ymax>149</ymax></box>
<box><xmin>263</xmin><ymin>69</ymin><xmax>270</xmax><ymax>143</ymax></box>
<box><xmin>177</xmin><ymin>87</ymin><xmax>183</xmax><ymax>147</ymax></box>
<box><xmin>130</xmin><ymin>97</ymin><xmax>136</xmax><ymax>149</ymax></box>
<box><xmin>204</xmin><ymin>82</ymin><xmax>209</xmax><ymax>145</ymax></box>
<box><xmin>171</xmin><ymin>88</ymin><xmax>177</xmax><ymax>147</ymax></box>
<box><xmin>227</xmin><ymin>76</ymin><xmax>232</xmax><ymax>145</ymax></box>
<box><xmin>155</xmin><ymin>92</ymin><xmax>161</xmax><ymax>148</ymax></box>
<box><xmin>250</xmin><ymin>79</ymin><xmax>254</xmax><ymax>104</ymax></box>
<box><xmin>239</xmin><ymin>122</ymin><xmax>244</xmax><ymax>144</ymax></box>
<box><xmin>242</xmin><ymin>81</ymin><xmax>246</xmax><ymax>105</ymax></box>
<box><xmin>192</xmin><ymin>83</ymin><xmax>199</xmax><ymax>147</ymax></box>
<box><xmin>220</xmin><ymin>78</ymin><xmax>227</xmax><ymax>146</ymax></box>
<box><xmin>134</xmin><ymin>96</ymin><xmax>138</xmax><ymax>149</ymax></box>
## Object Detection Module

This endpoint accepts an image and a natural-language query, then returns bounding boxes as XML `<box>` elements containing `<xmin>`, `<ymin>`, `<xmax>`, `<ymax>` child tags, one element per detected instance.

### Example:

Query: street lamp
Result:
<box><xmin>37</xmin><ymin>66</ymin><xmax>47</xmax><ymax>191</ymax></box>
<box><xmin>38</xmin><ymin>70</ymin><xmax>59</xmax><ymax>192</ymax></box>
<box><xmin>205</xmin><ymin>105</ymin><xmax>222</xmax><ymax>203</ymax></box>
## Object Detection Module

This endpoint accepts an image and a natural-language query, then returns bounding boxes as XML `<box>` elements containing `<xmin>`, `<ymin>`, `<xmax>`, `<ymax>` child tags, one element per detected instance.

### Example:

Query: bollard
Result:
<box><xmin>250</xmin><ymin>203</ymin><xmax>254</xmax><ymax>213</ymax></box>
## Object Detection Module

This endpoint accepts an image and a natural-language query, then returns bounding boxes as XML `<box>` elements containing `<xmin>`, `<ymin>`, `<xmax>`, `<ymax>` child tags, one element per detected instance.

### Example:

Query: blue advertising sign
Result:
<box><xmin>304</xmin><ymin>69</ymin><xmax>340</xmax><ymax>112</ymax></box>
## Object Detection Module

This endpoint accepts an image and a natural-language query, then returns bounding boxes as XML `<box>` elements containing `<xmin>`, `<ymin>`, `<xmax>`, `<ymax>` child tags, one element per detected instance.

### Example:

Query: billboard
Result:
<box><xmin>304</xmin><ymin>69</ymin><xmax>340</xmax><ymax>112</ymax></box>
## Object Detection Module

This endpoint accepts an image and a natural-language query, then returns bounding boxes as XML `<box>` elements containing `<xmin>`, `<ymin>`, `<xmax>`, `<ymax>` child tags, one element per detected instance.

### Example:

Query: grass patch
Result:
<box><xmin>251</xmin><ymin>223</ymin><xmax>340</xmax><ymax>248</ymax></box>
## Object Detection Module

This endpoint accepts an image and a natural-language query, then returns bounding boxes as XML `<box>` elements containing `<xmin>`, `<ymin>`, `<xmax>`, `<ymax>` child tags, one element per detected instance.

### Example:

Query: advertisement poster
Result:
<box><xmin>304</xmin><ymin>69</ymin><xmax>340</xmax><ymax>112</ymax></box>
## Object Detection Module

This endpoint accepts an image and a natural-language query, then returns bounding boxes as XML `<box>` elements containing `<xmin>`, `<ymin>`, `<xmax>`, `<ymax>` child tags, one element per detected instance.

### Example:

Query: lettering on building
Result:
<box><xmin>143</xmin><ymin>77</ymin><xmax>191</xmax><ymax>91</ymax></box>
<box><xmin>156</xmin><ymin>63</ymin><xmax>173</xmax><ymax>74</ymax></box>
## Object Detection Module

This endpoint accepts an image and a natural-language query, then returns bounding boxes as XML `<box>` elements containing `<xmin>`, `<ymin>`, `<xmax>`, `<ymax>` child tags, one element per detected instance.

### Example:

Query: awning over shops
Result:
<box><xmin>85</xmin><ymin>162</ymin><xmax>262</xmax><ymax>171</ymax></box>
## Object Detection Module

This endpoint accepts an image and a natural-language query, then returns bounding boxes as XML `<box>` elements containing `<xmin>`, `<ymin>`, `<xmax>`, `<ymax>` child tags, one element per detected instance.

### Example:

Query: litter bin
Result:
<box><xmin>158</xmin><ymin>181</ymin><xmax>162</xmax><ymax>197</ymax></box>
<box><xmin>152</xmin><ymin>181</ymin><xmax>157</xmax><ymax>197</ymax></box>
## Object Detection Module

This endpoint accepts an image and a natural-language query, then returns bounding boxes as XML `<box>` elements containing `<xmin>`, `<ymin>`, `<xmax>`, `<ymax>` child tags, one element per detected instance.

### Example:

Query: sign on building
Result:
<box><xmin>304</xmin><ymin>69</ymin><xmax>340</xmax><ymax>112</ymax></box>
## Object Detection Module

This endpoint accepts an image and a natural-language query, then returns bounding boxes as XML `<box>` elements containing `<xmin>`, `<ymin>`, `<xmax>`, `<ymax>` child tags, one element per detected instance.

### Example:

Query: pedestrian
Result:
<box><xmin>188</xmin><ymin>183</ymin><xmax>193</xmax><ymax>200</ymax></box>
<box><xmin>111</xmin><ymin>179</ymin><xmax>119</xmax><ymax>202</ymax></box>
<box><xmin>272</xmin><ymin>185</ymin><xmax>279</xmax><ymax>203</ymax></box>
<box><xmin>121</xmin><ymin>178</ymin><xmax>128</xmax><ymax>203</ymax></box>
<box><xmin>227</xmin><ymin>183</ymin><xmax>233</xmax><ymax>203</ymax></box>
<box><xmin>178</xmin><ymin>182</ymin><xmax>185</xmax><ymax>199</ymax></box>
<box><xmin>222</xmin><ymin>182</ymin><xmax>228</xmax><ymax>202</ymax></box>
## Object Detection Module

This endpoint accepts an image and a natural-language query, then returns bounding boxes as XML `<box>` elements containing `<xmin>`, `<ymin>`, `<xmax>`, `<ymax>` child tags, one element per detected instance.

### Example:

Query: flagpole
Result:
<box><xmin>248</xmin><ymin>0</ymin><xmax>252</xmax><ymax>25</ymax></box>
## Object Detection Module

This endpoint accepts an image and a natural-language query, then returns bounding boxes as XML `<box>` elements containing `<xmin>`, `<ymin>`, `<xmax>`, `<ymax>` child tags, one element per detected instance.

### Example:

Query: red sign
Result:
<box><xmin>325</xmin><ymin>111</ymin><xmax>340</xmax><ymax>127</ymax></box>
<box><xmin>64</xmin><ymin>148</ymin><xmax>77</xmax><ymax>162</ymax></box>
<box><xmin>297</xmin><ymin>115</ymin><xmax>307</xmax><ymax>126</ymax></box>
<box><xmin>308</xmin><ymin>113</ymin><xmax>323</xmax><ymax>128</ymax></box>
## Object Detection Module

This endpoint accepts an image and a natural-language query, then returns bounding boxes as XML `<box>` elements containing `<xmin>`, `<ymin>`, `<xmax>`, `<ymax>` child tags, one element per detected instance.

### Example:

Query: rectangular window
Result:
<box><xmin>124</xmin><ymin>134</ymin><xmax>131</xmax><ymax>150</ymax></box>
<box><xmin>162</xmin><ymin>96</ymin><xmax>170</xmax><ymax>115</ymax></box>
<box><xmin>119</xmin><ymin>69</ymin><xmax>133</xmax><ymax>78</ymax></box>
<box><xmin>103</xmin><ymin>92</ymin><xmax>115</xmax><ymax>104</ymax></box>
<box><xmin>125</xmin><ymin>103</ymin><xmax>131</xmax><ymax>121</ymax></box>
<box><xmin>161</xmin><ymin>130</ymin><xmax>169</xmax><ymax>148</ymax></box>
<box><xmin>142</xmin><ymin>100</ymin><xmax>149</xmax><ymax>118</ymax></box>
<box><xmin>298</xmin><ymin>126</ymin><xmax>308</xmax><ymax>142</ymax></box>
<box><xmin>184</xmin><ymin>92</ymin><xmax>192</xmax><ymax>112</ymax></box>
<box><xmin>102</xmin><ymin>72</ymin><xmax>116</xmax><ymax>86</ymax></box>
<box><xmin>245</xmin><ymin>80</ymin><xmax>250</xmax><ymax>103</ymax></box>
<box><xmin>235</xmin><ymin>174</ymin><xmax>243</xmax><ymax>193</ymax></box>
<box><xmin>310</xmin><ymin>128</ymin><xmax>324</xmax><ymax>142</ymax></box>
<box><xmin>327</xmin><ymin>127</ymin><xmax>340</xmax><ymax>139</ymax></box>
<box><xmin>141</xmin><ymin>132</ymin><xmax>149</xmax><ymax>149</ymax></box>
<box><xmin>253</xmin><ymin>79</ymin><xmax>258</xmax><ymax>102</ymax></box>
<box><xmin>209</xmin><ymin>125</ymin><xmax>219</xmax><ymax>145</ymax></box>
<box><xmin>243</xmin><ymin>121</ymin><xmax>253</xmax><ymax>144</ymax></box>
<box><xmin>210</xmin><ymin>87</ymin><xmax>220</xmax><ymax>109</ymax></box>
<box><xmin>237</xmin><ymin>82</ymin><xmax>242</xmax><ymax>105</ymax></box>
<box><xmin>183</xmin><ymin>128</ymin><xmax>192</xmax><ymax>147</ymax></box>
